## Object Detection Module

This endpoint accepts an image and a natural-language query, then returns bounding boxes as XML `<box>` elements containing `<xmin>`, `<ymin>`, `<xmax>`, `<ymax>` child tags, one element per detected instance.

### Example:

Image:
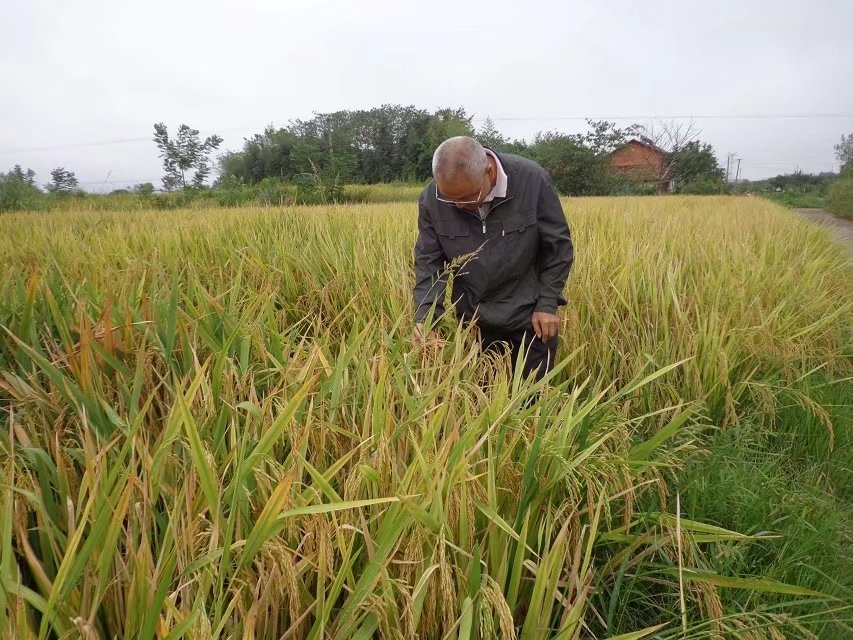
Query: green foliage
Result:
<box><xmin>133</xmin><ymin>181</ymin><xmax>155</xmax><ymax>196</ymax></box>
<box><xmin>527</xmin><ymin>131</ymin><xmax>607</xmax><ymax>195</ymax></box>
<box><xmin>738</xmin><ymin>171</ymin><xmax>838</xmax><ymax>209</ymax></box>
<box><xmin>680</xmin><ymin>376</ymin><xmax>851</xmax><ymax>639</ymax></box>
<box><xmin>741</xmin><ymin>170</ymin><xmax>837</xmax><ymax>196</ymax></box>
<box><xmin>217</xmin><ymin>110</ymin><xmax>730</xmax><ymax>198</ymax></box>
<box><xmin>0</xmin><ymin>181</ymin><xmax>423</xmax><ymax>213</ymax></box>
<box><xmin>496</xmin><ymin>139</ymin><xmax>532</xmax><ymax>157</ymax></box>
<box><xmin>10</xmin><ymin>164</ymin><xmax>37</xmax><ymax>187</ymax></box>
<box><xmin>220</xmin><ymin>126</ymin><xmax>297</xmax><ymax>184</ymax></box>
<box><xmin>0</xmin><ymin>166</ymin><xmax>42</xmax><ymax>212</ymax></box>
<box><xmin>582</xmin><ymin>119</ymin><xmax>643</xmax><ymax>155</ymax></box>
<box><xmin>288</xmin><ymin>114</ymin><xmax>359</xmax><ymax>183</ymax></box>
<box><xmin>762</xmin><ymin>191</ymin><xmax>826</xmax><ymax>208</ymax></box>
<box><xmin>835</xmin><ymin>132</ymin><xmax>852</xmax><ymax>174</ymax></box>
<box><xmin>678</xmin><ymin>174</ymin><xmax>728</xmax><ymax>195</ymax></box>
<box><xmin>605</xmin><ymin>172</ymin><xmax>660</xmax><ymax>195</ymax></box>
<box><xmin>669</xmin><ymin>141</ymin><xmax>726</xmax><ymax>192</ymax></box>
<box><xmin>498</xmin><ymin>120</ymin><xmax>644</xmax><ymax>196</ymax></box>
<box><xmin>46</xmin><ymin>166</ymin><xmax>79</xmax><ymax>194</ymax></box>
<box><xmin>826</xmin><ymin>174</ymin><xmax>853</xmax><ymax>218</ymax></box>
<box><xmin>418</xmin><ymin>107</ymin><xmax>475</xmax><ymax>175</ymax></box>
<box><xmin>292</xmin><ymin>170</ymin><xmax>345</xmax><ymax>204</ymax></box>
<box><xmin>771</xmin><ymin>170</ymin><xmax>835</xmax><ymax>193</ymax></box>
<box><xmin>475</xmin><ymin>116</ymin><xmax>508</xmax><ymax>150</ymax></box>
<box><xmin>220</xmin><ymin>105</ymin><xmax>474</xmax><ymax>187</ymax></box>
<box><xmin>153</xmin><ymin>122</ymin><xmax>223</xmax><ymax>190</ymax></box>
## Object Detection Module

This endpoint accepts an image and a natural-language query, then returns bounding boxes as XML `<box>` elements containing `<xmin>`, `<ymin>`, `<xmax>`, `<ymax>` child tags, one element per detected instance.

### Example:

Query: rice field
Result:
<box><xmin>0</xmin><ymin>196</ymin><xmax>850</xmax><ymax>639</ymax></box>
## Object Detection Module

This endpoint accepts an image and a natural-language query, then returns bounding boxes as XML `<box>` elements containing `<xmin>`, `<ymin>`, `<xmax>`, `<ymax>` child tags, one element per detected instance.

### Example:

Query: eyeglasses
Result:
<box><xmin>435</xmin><ymin>177</ymin><xmax>487</xmax><ymax>207</ymax></box>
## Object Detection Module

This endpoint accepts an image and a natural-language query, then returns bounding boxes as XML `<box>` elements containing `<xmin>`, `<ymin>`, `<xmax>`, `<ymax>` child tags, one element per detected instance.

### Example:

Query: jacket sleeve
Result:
<box><xmin>413</xmin><ymin>197</ymin><xmax>448</xmax><ymax>325</ymax></box>
<box><xmin>534</xmin><ymin>172</ymin><xmax>573</xmax><ymax>314</ymax></box>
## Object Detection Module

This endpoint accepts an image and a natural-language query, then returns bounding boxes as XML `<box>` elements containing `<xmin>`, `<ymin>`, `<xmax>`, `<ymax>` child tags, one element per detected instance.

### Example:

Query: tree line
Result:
<box><xmin>732</xmin><ymin>138</ymin><xmax>852</xmax><ymax>216</ymax></box>
<box><xmin>215</xmin><ymin>105</ymin><xmax>728</xmax><ymax>196</ymax></box>
<box><xmin>3</xmin><ymin>105</ymin><xmax>852</xmax><ymax>213</ymax></box>
<box><xmin>0</xmin><ymin>165</ymin><xmax>84</xmax><ymax>211</ymax></box>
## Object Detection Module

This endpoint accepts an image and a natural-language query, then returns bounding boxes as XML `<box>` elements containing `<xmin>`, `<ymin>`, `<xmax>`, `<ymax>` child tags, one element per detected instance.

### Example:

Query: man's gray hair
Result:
<box><xmin>432</xmin><ymin>136</ymin><xmax>488</xmax><ymax>182</ymax></box>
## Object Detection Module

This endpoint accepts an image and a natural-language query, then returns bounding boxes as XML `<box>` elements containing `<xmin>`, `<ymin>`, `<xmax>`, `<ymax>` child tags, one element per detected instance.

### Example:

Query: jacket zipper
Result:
<box><xmin>461</xmin><ymin>195</ymin><xmax>515</xmax><ymax>235</ymax></box>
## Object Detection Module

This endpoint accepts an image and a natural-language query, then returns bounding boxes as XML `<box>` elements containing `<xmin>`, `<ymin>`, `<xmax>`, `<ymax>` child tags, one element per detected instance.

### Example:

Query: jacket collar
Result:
<box><xmin>484</xmin><ymin>149</ymin><xmax>508</xmax><ymax>201</ymax></box>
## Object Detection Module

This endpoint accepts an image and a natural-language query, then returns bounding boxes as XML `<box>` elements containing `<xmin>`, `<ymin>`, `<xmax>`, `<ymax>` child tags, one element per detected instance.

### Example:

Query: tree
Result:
<box><xmin>46</xmin><ymin>167</ymin><xmax>79</xmax><ymax>194</ymax></box>
<box><xmin>0</xmin><ymin>166</ymin><xmax>42</xmax><ymax>212</ymax></box>
<box><xmin>11</xmin><ymin>165</ymin><xmax>37</xmax><ymax>187</ymax></box>
<box><xmin>212</xmin><ymin>106</ymin><xmax>671</xmax><ymax>192</ymax></box>
<box><xmin>525</xmin><ymin>121</ymin><xmax>643</xmax><ymax>195</ymax></box>
<box><xmin>153</xmin><ymin>123</ymin><xmax>223</xmax><ymax>190</ymax></box>
<box><xmin>220</xmin><ymin>125</ymin><xmax>298</xmax><ymax>184</ymax></box>
<box><xmin>636</xmin><ymin>120</ymin><xmax>727</xmax><ymax>191</ymax></box>
<box><xmin>752</xmin><ymin>170</ymin><xmax>836</xmax><ymax>196</ymax></box>
<box><xmin>826</xmin><ymin>173</ymin><xmax>853</xmax><ymax>217</ymax></box>
<box><xmin>528</xmin><ymin>132</ymin><xmax>603</xmax><ymax>195</ymax></box>
<box><xmin>132</xmin><ymin>182</ymin><xmax>155</xmax><ymax>196</ymax></box>
<box><xmin>582</xmin><ymin>119</ymin><xmax>642</xmax><ymax>155</ymax></box>
<box><xmin>287</xmin><ymin>115</ymin><xmax>358</xmax><ymax>184</ymax></box>
<box><xmin>668</xmin><ymin>141</ymin><xmax>725</xmax><ymax>193</ymax></box>
<box><xmin>502</xmin><ymin>138</ymin><xmax>534</xmax><ymax>158</ymax></box>
<box><xmin>476</xmin><ymin>117</ymin><xmax>508</xmax><ymax>150</ymax></box>
<box><xmin>216</xmin><ymin>105</ymin><xmax>482</xmax><ymax>184</ymax></box>
<box><xmin>348</xmin><ymin>105</ymin><xmax>429</xmax><ymax>182</ymax></box>
<box><xmin>835</xmin><ymin>133</ymin><xmax>853</xmax><ymax>174</ymax></box>
<box><xmin>417</xmin><ymin>108</ymin><xmax>475</xmax><ymax>179</ymax></box>
<box><xmin>217</xmin><ymin>151</ymin><xmax>249</xmax><ymax>185</ymax></box>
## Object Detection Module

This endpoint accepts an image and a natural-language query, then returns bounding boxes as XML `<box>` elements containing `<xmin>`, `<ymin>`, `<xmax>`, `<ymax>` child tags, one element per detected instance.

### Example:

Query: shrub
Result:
<box><xmin>255</xmin><ymin>177</ymin><xmax>294</xmax><ymax>206</ymax></box>
<box><xmin>605</xmin><ymin>172</ymin><xmax>659</xmax><ymax>195</ymax></box>
<box><xmin>0</xmin><ymin>171</ymin><xmax>44</xmax><ymax>212</ymax></box>
<box><xmin>678</xmin><ymin>174</ymin><xmax>728</xmax><ymax>195</ymax></box>
<box><xmin>215</xmin><ymin>175</ymin><xmax>254</xmax><ymax>207</ymax></box>
<box><xmin>292</xmin><ymin>172</ymin><xmax>344</xmax><ymax>204</ymax></box>
<box><xmin>826</xmin><ymin>175</ymin><xmax>853</xmax><ymax>219</ymax></box>
<box><xmin>133</xmin><ymin>182</ymin><xmax>156</xmax><ymax>196</ymax></box>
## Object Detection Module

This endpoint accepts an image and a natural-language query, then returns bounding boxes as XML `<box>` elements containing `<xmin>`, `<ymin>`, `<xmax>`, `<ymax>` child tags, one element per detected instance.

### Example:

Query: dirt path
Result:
<box><xmin>796</xmin><ymin>209</ymin><xmax>853</xmax><ymax>254</ymax></box>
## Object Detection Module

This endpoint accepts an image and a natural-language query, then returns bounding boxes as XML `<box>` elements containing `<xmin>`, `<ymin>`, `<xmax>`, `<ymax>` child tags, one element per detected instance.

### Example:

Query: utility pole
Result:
<box><xmin>735</xmin><ymin>158</ymin><xmax>741</xmax><ymax>183</ymax></box>
<box><xmin>725</xmin><ymin>153</ymin><xmax>739</xmax><ymax>184</ymax></box>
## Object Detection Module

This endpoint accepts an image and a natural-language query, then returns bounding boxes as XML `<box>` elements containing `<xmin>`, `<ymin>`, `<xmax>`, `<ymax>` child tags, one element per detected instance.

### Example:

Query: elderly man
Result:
<box><xmin>413</xmin><ymin>136</ymin><xmax>573</xmax><ymax>380</ymax></box>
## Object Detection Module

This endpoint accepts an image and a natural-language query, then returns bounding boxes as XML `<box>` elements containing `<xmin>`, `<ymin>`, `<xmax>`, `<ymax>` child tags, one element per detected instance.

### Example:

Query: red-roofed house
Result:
<box><xmin>610</xmin><ymin>138</ymin><xmax>674</xmax><ymax>193</ymax></box>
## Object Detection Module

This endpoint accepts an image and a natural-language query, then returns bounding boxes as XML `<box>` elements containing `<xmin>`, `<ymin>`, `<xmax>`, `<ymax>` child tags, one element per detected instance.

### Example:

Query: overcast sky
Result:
<box><xmin>2</xmin><ymin>0</ymin><xmax>852</xmax><ymax>187</ymax></box>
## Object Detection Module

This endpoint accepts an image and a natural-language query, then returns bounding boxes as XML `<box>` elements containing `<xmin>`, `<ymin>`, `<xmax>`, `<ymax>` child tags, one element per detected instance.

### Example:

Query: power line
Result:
<box><xmin>0</xmin><ymin>137</ymin><xmax>152</xmax><ymax>154</ymax></box>
<box><xmin>0</xmin><ymin>122</ymin><xmax>264</xmax><ymax>155</ymax></box>
<box><xmin>77</xmin><ymin>177</ymin><xmax>160</xmax><ymax>186</ymax></box>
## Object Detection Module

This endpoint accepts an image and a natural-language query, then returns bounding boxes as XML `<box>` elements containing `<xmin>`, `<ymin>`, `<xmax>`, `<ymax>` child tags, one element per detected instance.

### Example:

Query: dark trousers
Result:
<box><xmin>479</xmin><ymin>326</ymin><xmax>558</xmax><ymax>382</ymax></box>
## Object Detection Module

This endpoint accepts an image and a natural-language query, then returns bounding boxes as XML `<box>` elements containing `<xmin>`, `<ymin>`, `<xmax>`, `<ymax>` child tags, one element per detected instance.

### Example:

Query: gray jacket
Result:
<box><xmin>413</xmin><ymin>152</ymin><xmax>573</xmax><ymax>332</ymax></box>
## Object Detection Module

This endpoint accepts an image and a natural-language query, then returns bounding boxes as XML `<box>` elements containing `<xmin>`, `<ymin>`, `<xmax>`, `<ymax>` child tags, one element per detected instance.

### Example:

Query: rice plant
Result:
<box><xmin>0</xmin><ymin>196</ymin><xmax>850</xmax><ymax>638</ymax></box>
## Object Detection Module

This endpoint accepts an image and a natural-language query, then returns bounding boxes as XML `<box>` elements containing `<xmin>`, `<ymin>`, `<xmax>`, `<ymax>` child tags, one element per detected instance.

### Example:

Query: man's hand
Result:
<box><xmin>531</xmin><ymin>311</ymin><xmax>559</xmax><ymax>342</ymax></box>
<box><xmin>412</xmin><ymin>323</ymin><xmax>445</xmax><ymax>348</ymax></box>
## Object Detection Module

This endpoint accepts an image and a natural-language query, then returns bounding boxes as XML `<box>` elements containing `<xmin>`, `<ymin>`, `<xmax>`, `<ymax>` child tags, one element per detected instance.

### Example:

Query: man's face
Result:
<box><xmin>436</xmin><ymin>161</ymin><xmax>496</xmax><ymax>212</ymax></box>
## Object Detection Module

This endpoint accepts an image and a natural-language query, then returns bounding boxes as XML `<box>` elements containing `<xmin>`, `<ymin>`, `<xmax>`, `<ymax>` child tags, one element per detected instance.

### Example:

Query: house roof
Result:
<box><xmin>618</xmin><ymin>138</ymin><xmax>667</xmax><ymax>155</ymax></box>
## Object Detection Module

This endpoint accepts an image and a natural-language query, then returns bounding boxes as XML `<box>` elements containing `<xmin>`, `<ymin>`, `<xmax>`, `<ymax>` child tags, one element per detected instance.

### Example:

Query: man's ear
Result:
<box><xmin>486</xmin><ymin>159</ymin><xmax>497</xmax><ymax>181</ymax></box>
